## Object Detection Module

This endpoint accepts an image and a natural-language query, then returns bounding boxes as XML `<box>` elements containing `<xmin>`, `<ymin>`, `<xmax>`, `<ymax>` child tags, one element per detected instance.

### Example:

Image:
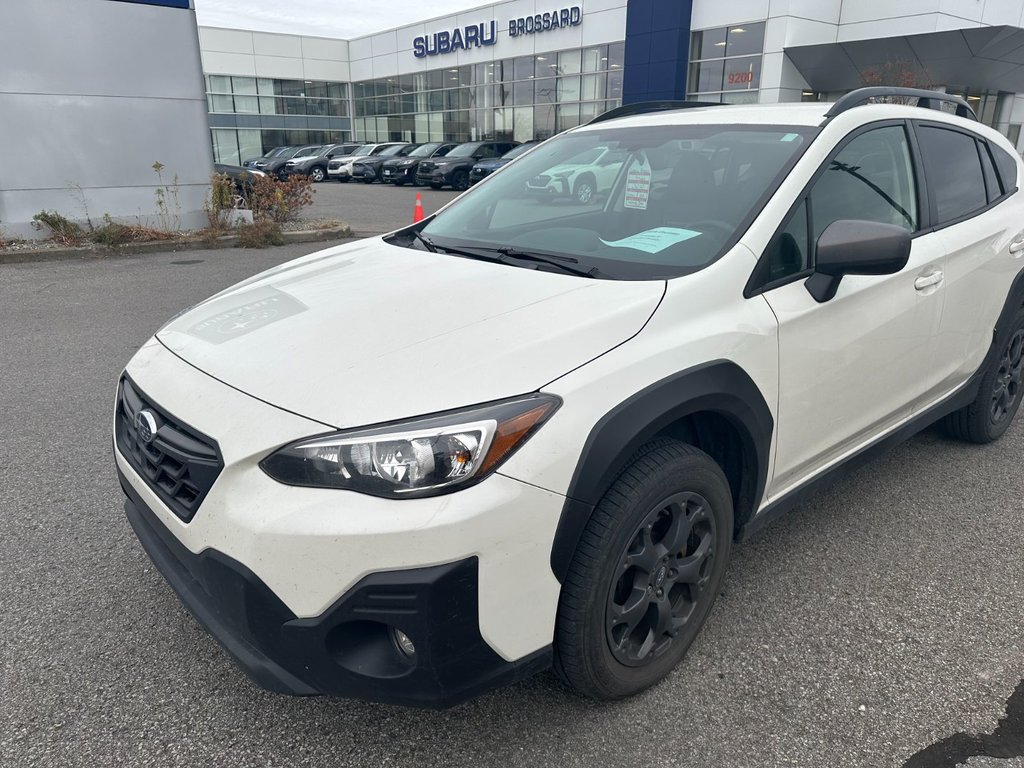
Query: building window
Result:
<box><xmin>349</xmin><ymin>45</ymin><xmax>623</xmax><ymax>144</ymax></box>
<box><xmin>689</xmin><ymin>22</ymin><xmax>765</xmax><ymax>104</ymax></box>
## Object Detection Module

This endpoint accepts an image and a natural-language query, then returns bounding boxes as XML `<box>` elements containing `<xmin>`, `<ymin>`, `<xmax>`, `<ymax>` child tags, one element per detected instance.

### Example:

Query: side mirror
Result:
<box><xmin>805</xmin><ymin>219</ymin><xmax>911</xmax><ymax>302</ymax></box>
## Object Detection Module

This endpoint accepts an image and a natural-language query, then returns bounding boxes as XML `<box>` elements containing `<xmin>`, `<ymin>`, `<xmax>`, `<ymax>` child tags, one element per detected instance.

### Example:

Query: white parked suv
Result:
<box><xmin>114</xmin><ymin>88</ymin><xmax>1024</xmax><ymax>708</ymax></box>
<box><xmin>525</xmin><ymin>145</ymin><xmax>629</xmax><ymax>203</ymax></box>
<box><xmin>326</xmin><ymin>142</ymin><xmax>406</xmax><ymax>182</ymax></box>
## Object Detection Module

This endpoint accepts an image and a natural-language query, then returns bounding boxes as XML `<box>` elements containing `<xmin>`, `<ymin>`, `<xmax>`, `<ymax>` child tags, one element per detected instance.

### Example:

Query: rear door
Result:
<box><xmin>913</xmin><ymin>121</ymin><xmax>1024</xmax><ymax>390</ymax></box>
<box><xmin>752</xmin><ymin>121</ymin><xmax>948</xmax><ymax>498</ymax></box>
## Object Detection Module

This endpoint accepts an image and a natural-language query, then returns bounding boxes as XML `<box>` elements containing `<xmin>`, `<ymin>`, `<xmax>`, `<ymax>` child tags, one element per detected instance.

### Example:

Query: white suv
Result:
<box><xmin>114</xmin><ymin>89</ymin><xmax>1024</xmax><ymax>708</ymax></box>
<box><xmin>525</xmin><ymin>145</ymin><xmax>628</xmax><ymax>203</ymax></box>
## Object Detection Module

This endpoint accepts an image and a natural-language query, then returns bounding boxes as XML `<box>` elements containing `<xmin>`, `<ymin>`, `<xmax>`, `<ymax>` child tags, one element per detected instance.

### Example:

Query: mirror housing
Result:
<box><xmin>805</xmin><ymin>219</ymin><xmax>911</xmax><ymax>302</ymax></box>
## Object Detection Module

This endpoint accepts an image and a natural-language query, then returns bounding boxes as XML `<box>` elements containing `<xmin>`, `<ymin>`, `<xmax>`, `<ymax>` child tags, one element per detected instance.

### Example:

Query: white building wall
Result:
<box><xmin>0</xmin><ymin>0</ymin><xmax>213</xmax><ymax>239</ymax></box>
<box><xmin>199</xmin><ymin>27</ymin><xmax>351</xmax><ymax>82</ymax></box>
<box><xmin>691</xmin><ymin>0</ymin><xmax>1024</xmax><ymax>106</ymax></box>
<box><xmin>346</xmin><ymin>0</ymin><xmax>627</xmax><ymax>81</ymax></box>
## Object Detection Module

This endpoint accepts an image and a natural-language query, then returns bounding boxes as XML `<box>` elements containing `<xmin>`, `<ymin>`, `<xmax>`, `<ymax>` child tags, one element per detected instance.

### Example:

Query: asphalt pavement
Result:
<box><xmin>2</xmin><ymin>238</ymin><xmax>1024</xmax><ymax>768</ymax></box>
<box><xmin>306</xmin><ymin>179</ymin><xmax>460</xmax><ymax>235</ymax></box>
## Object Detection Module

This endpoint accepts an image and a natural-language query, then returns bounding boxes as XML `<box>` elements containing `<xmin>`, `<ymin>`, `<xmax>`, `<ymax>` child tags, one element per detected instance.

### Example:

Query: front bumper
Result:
<box><xmin>416</xmin><ymin>168</ymin><xmax>451</xmax><ymax>185</ymax></box>
<box><xmin>382</xmin><ymin>165</ymin><xmax>416</xmax><ymax>182</ymax></box>
<box><xmin>113</xmin><ymin>338</ymin><xmax>564</xmax><ymax>706</ymax></box>
<box><xmin>327</xmin><ymin>166</ymin><xmax>352</xmax><ymax>179</ymax></box>
<box><xmin>121</xmin><ymin>472</ymin><xmax>549</xmax><ymax>708</ymax></box>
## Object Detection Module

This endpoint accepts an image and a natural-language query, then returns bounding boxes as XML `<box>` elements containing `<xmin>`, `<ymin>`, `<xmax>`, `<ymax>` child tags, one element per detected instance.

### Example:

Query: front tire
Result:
<box><xmin>554</xmin><ymin>441</ymin><xmax>733</xmax><ymax>700</ymax></box>
<box><xmin>573</xmin><ymin>174</ymin><xmax>596</xmax><ymax>204</ymax></box>
<box><xmin>451</xmin><ymin>170</ymin><xmax>470</xmax><ymax>191</ymax></box>
<box><xmin>942</xmin><ymin>307</ymin><xmax>1024</xmax><ymax>443</ymax></box>
<box><xmin>308</xmin><ymin>166</ymin><xmax>326</xmax><ymax>182</ymax></box>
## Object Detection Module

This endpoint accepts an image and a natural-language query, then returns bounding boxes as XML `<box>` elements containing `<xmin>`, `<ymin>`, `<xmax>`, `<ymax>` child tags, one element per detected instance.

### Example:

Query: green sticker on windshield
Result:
<box><xmin>781</xmin><ymin>133</ymin><xmax>799</xmax><ymax>142</ymax></box>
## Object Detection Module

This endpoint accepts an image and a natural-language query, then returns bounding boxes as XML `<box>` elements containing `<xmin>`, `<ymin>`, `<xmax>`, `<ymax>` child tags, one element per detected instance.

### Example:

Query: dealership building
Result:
<box><xmin>200</xmin><ymin>0</ymin><xmax>1024</xmax><ymax>165</ymax></box>
<box><xmin>8</xmin><ymin>0</ymin><xmax>1024</xmax><ymax>238</ymax></box>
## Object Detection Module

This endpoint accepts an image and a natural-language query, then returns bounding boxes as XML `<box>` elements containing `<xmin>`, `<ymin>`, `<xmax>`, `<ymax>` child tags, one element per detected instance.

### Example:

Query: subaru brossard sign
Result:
<box><xmin>413</xmin><ymin>5</ymin><xmax>582</xmax><ymax>58</ymax></box>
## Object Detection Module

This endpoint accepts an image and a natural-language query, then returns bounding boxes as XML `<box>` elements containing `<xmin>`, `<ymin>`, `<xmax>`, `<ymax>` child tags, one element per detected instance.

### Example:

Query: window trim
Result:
<box><xmin>745</xmin><ymin>119</ymin><xmax>921</xmax><ymax>298</ymax></box>
<box><xmin>908</xmin><ymin>119</ymin><xmax>1018</xmax><ymax>235</ymax></box>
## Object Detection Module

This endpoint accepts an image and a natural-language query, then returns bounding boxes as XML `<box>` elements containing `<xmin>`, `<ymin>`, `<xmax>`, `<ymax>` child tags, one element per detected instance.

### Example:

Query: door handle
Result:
<box><xmin>915</xmin><ymin>271</ymin><xmax>944</xmax><ymax>290</ymax></box>
<box><xmin>1010</xmin><ymin>238</ymin><xmax>1024</xmax><ymax>254</ymax></box>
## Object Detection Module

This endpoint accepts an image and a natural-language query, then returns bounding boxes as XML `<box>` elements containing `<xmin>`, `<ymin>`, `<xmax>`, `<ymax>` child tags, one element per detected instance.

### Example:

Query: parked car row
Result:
<box><xmin>327</xmin><ymin>140</ymin><xmax>538</xmax><ymax>190</ymax></box>
<box><xmin>237</xmin><ymin>139</ymin><xmax>551</xmax><ymax>192</ymax></box>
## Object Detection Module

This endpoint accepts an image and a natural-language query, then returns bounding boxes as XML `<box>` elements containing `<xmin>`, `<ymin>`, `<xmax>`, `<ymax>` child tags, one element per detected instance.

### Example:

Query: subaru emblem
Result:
<box><xmin>135</xmin><ymin>410</ymin><xmax>158</xmax><ymax>444</ymax></box>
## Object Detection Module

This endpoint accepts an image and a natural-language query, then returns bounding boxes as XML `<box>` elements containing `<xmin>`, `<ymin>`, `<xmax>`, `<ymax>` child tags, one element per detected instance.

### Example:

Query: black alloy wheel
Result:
<box><xmin>990</xmin><ymin>327</ymin><xmax>1024</xmax><ymax>425</ymax></box>
<box><xmin>942</xmin><ymin>306</ymin><xmax>1024</xmax><ymax>443</ymax></box>
<box><xmin>451</xmin><ymin>170</ymin><xmax>470</xmax><ymax>191</ymax></box>
<box><xmin>606</xmin><ymin>491</ymin><xmax>718</xmax><ymax>666</ymax></box>
<box><xmin>554</xmin><ymin>441</ymin><xmax>733</xmax><ymax>700</ymax></box>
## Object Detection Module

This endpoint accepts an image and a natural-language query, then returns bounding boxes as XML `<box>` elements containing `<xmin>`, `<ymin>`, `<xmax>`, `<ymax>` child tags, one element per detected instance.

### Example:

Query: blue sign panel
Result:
<box><xmin>622</xmin><ymin>0</ymin><xmax>692</xmax><ymax>103</ymax></box>
<box><xmin>110</xmin><ymin>0</ymin><xmax>191</xmax><ymax>8</ymax></box>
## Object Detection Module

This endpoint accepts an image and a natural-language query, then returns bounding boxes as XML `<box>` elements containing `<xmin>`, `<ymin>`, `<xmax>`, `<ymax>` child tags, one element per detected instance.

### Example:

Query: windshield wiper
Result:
<box><xmin>411</xmin><ymin>230</ymin><xmax>438</xmax><ymax>252</ymax></box>
<box><xmin>421</xmin><ymin>238</ymin><xmax>604</xmax><ymax>278</ymax></box>
<box><xmin>491</xmin><ymin>247</ymin><xmax>604</xmax><ymax>278</ymax></box>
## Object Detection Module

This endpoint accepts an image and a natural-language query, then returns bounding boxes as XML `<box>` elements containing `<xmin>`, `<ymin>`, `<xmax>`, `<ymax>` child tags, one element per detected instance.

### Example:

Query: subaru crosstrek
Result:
<box><xmin>114</xmin><ymin>89</ymin><xmax>1024</xmax><ymax>708</ymax></box>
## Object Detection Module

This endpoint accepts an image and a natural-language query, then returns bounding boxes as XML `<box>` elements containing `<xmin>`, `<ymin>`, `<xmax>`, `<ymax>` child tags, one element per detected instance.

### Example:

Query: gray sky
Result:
<box><xmin>194</xmin><ymin>0</ymin><xmax>486</xmax><ymax>39</ymax></box>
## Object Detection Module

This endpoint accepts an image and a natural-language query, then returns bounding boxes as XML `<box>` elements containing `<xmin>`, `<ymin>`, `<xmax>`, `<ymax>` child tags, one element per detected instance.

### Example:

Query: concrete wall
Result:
<box><xmin>0</xmin><ymin>0</ymin><xmax>213</xmax><ymax>239</ymax></box>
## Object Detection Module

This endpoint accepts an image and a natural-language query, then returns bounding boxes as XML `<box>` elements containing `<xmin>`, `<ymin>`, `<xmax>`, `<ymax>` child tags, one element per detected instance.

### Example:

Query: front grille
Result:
<box><xmin>528</xmin><ymin>174</ymin><xmax>550</xmax><ymax>187</ymax></box>
<box><xmin>115</xmin><ymin>377</ymin><xmax>223</xmax><ymax>523</ymax></box>
<box><xmin>328</xmin><ymin>160</ymin><xmax>341</xmax><ymax>169</ymax></box>
<box><xmin>419</xmin><ymin>161</ymin><xmax>436</xmax><ymax>172</ymax></box>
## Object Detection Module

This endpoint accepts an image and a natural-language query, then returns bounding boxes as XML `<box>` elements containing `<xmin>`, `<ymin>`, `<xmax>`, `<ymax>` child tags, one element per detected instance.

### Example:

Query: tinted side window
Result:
<box><xmin>917</xmin><ymin>126</ymin><xmax>987</xmax><ymax>223</ymax></box>
<box><xmin>755</xmin><ymin>125</ymin><xmax>916</xmax><ymax>289</ymax></box>
<box><xmin>978</xmin><ymin>141</ymin><xmax>1001</xmax><ymax>202</ymax></box>
<box><xmin>991</xmin><ymin>142</ymin><xmax>1019</xmax><ymax>192</ymax></box>
<box><xmin>810</xmin><ymin>125</ymin><xmax>918</xmax><ymax>247</ymax></box>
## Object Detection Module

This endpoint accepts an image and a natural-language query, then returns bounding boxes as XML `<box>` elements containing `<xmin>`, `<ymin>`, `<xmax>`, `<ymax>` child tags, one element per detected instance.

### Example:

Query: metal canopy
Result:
<box><xmin>786</xmin><ymin>25</ymin><xmax>1024</xmax><ymax>92</ymax></box>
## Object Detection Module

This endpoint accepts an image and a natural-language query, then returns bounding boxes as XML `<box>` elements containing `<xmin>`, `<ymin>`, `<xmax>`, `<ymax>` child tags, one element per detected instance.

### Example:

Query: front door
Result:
<box><xmin>756</xmin><ymin>122</ymin><xmax>947</xmax><ymax>498</ymax></box>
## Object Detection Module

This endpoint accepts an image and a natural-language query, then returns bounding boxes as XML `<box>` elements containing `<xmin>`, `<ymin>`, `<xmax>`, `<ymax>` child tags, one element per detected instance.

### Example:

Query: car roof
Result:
<box><xmin>572</xmin><ymin>100</ymin><xmax>990</xmax><ymax>133</ymax></box>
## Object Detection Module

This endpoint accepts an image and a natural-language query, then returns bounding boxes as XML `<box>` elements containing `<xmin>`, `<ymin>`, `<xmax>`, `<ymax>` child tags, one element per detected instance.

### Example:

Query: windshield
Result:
<box><xmin>419</xmin><ymin>124</ymin><xmax>813</xmax><ymax>280</ymax></box>
<box><xmin>379</xmin><ymin>144</ymin><xmax>410</xmax><ymax>156</ymax></box>
<box><xmin>503</xmin><ymin>143</ymin><xmax>535</xmax><ymax>159</ymax></box>
<box><xmin>352</xmin><ymin>144</ymin><xmax>375</xmax><ymax>156</ymax></box>
<box><xmin>410</xmin><ymin>143</ymin><xmax>442</xmax><ymax>157</ymax></box>
<box><xmin>446</xmin><ymin>143</ymin><xmax>481</xmax><ymax>158</ymax></box>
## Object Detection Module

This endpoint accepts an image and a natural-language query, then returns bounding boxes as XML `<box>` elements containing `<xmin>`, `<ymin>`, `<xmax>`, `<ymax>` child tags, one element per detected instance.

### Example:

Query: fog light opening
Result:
<box><xmin>392</xmin><ymin>627</ymin><xmax>416</xmax><ymax>659</ymax></box>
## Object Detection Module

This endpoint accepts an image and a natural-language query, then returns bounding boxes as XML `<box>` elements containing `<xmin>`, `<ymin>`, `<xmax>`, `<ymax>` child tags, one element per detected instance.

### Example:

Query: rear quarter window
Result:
<box><xmin>990</xmin><ymin>142</ymin><xmax>1019</xmax><ymax>192</ymax></box>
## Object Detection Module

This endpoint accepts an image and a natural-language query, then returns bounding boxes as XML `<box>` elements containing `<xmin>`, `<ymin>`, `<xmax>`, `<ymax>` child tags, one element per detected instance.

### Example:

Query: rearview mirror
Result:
<box><xmin>805</xmin><ymin>219</ymin><xmax>911</xmax><ymax>302</ymax></box>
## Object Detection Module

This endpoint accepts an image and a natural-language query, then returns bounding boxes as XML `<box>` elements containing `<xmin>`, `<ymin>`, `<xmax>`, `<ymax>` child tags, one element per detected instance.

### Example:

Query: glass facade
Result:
<box><xmin>688</xmin><ymin>22</ymin><xmax>765</xmax><ymax>105</ymax></box>
<box><xmin>205</xmin><ymin>75</ymin><xmax>352</xmax><ymax>165</ymax></box>
<box><xmin>351</xmin><ymin>42</ymin><xmax>624</xmax><ymax>144</ymax></box>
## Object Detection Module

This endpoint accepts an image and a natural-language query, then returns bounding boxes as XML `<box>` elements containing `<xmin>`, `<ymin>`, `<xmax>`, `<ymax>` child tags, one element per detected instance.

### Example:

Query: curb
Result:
<box><xmin>0</xmin><ymin>226</ymin><xmax>354</xmax><ymax>264</ymax></box>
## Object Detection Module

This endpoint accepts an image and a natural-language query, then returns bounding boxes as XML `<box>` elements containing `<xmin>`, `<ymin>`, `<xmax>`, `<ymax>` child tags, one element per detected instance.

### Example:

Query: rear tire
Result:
<box><xmin>554</xmin><ymin>441</ymin><xmax>733</xmax><ymax>700</ymax></box>
<box><xmin>942</xmin><ymin>307</ymin><xmax>1024</xmax><ymax>443</ymax></box>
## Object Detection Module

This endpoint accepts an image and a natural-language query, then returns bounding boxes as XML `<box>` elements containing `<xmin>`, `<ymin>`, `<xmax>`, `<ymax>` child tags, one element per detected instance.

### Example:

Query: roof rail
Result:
<box><xmin>823</xmin><ymin>87</ymin><xmax>978</xmax><ymax>122</ymax></box>
<box><xmin>588</xmin><ymin>100</ymin><xmax>722</xmax><ymax>125</ymax></box>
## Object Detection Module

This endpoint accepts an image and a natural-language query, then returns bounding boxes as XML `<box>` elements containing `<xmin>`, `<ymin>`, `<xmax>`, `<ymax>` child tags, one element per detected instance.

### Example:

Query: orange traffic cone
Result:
<box><xmin>413</xmin><ymin>192</ymin><xmax>424</xmax><ymax>223</ymax></box>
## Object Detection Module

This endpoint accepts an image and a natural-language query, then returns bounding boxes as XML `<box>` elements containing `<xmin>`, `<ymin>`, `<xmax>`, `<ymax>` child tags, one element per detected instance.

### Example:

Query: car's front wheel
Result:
<box><xmin>308</xmin><ymin>166</ymin><xmax>326</xmax><ymax>182</ymax></box>
<box><xmin>554</xmin><ymin>441</ymin><xmax>733</xmax><ymax>700</ymax></box>
<box><xmin>451</xmin><ymin>170</ymin><xmax>470</xmax><ymax>191</ymax></box>
<box><xmin>943</xmin><ymin>307</ymin><xmax>1024</xmax><ymax>443</ymax></box>
<box><xmin>573</xmin><ymin>174</ymin><xmax>596</xmax><ymax>204</ymax></box>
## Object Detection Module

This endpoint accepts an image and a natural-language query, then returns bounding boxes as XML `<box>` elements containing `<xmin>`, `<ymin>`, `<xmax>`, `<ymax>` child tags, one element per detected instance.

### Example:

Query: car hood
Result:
<box><xmin>156</xmin><ymin>238</ymin><xmax>664</xmax><ymax>428</ymax></box>
<box><xmin>474</xmin><ymin>159</ymin><xmax>507</xmax><ymax>170</ymax></box>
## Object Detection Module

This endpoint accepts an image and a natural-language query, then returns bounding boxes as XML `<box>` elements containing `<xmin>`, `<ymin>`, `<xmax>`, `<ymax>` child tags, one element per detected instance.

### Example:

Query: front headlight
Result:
<box><xmin>261</xmin><ymin>394</ymin><xmax>560</xmax><ymax>498</ymax></box>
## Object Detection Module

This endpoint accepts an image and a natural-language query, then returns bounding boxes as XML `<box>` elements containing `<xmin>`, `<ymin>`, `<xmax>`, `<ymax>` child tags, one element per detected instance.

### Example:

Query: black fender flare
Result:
<box><xmin>548</xmin><ymin>360</ymin><xmax>774</xmax><ymax>583</ymax></box>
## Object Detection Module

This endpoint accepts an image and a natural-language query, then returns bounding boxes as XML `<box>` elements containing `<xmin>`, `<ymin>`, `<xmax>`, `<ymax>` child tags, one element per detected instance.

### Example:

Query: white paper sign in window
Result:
<box><xmin>623</xmin><ymin>155</ymin><xmax>652</xmax><ymax>210</ymax></box>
